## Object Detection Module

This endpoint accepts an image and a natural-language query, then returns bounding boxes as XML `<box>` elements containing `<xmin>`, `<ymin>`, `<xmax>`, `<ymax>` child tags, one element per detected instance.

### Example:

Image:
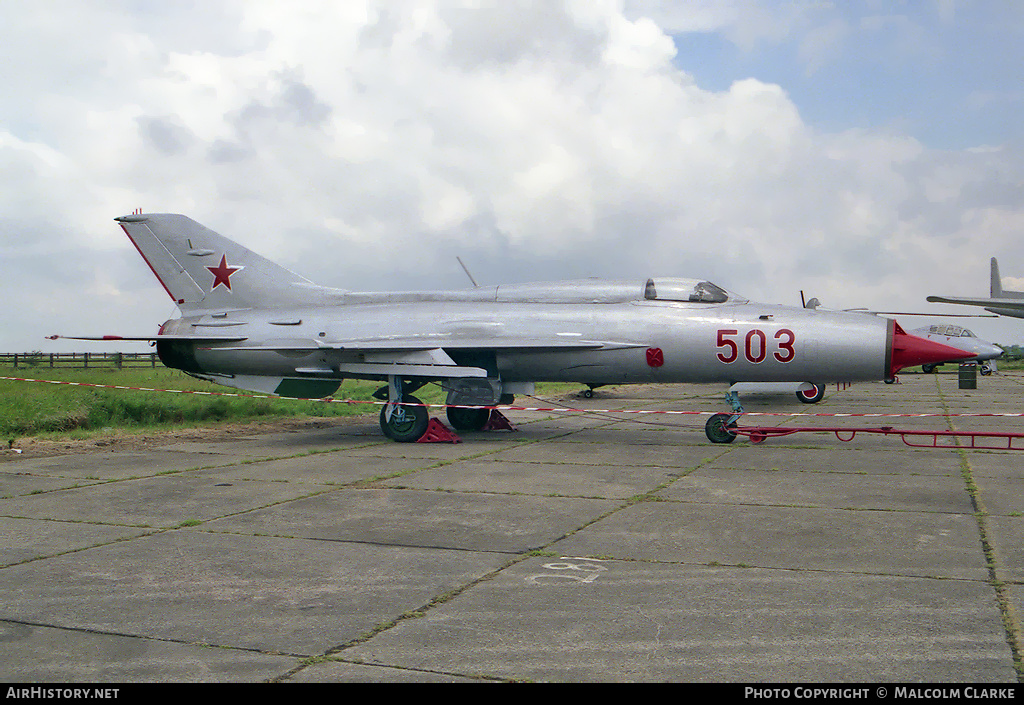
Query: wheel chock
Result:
<box><xmin>417</xmin><ymin>418</ymin><xmax>462</xmax><ymax>443</ymax></box>
<box><xmin>482</xmin><ymin>409</ymin><xmax>516</xmax><ymax>432</ymax></box>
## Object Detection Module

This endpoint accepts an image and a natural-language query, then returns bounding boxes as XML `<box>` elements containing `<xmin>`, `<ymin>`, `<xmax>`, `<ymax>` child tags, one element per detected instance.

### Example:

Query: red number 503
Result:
<box><xmin>716</xmin><ymin>328</ymin><xmax>795</xmax><ymax>363</ymax></box>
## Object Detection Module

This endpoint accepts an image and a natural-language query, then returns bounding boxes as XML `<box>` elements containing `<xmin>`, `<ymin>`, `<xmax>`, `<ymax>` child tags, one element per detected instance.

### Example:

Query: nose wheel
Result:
<box><xmin>706</xmin><ymin>389</ymin><xmax>743</xmax><ymax>443</ymax></box>
<box><xmin>705</xmin><ymin>413</ymin><xmax>738</xmax><ymax>444</ymax></box>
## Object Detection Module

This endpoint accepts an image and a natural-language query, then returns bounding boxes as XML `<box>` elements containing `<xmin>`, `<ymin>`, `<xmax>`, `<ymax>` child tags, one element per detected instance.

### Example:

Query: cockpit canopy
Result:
<box><xmin>644</xmin><ymin>278</ymin><xmax>748</xmax><ymax>304</ymax></box>
<box><xmin>928</xmin><ymin>324</ymin><xmax>976</xmax><ymax>338</ymax></box>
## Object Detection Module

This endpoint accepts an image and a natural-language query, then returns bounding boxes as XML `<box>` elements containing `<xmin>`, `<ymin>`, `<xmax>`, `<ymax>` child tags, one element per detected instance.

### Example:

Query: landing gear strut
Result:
<box><xmin>705</xmin><ymin>390</ymin><xmax>744</xmax><ymax>444</ymax></box>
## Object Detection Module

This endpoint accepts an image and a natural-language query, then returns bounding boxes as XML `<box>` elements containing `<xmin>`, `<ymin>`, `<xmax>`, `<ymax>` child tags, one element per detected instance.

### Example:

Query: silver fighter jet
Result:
<box><xmin>55</xmin><ymin>213</ymin><xmax>974</xmax><ymax>443</ymax></box>
<box><xmin>909</xmin><ymin>324</ymin><xmax>1003</xmax><ymax>375</ymax></box>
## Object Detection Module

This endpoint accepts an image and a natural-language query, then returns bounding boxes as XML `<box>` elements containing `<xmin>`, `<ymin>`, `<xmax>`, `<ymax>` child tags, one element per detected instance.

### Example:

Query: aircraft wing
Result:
<box><xmin>862</xmin><ymin>310</ymin><xmax>997</xmax><ymax>318</ymax></box>
<box><xmin>47</xmin><ymin>334</ymin><xmax>248</xmax><ymax>342</ymax></box>
<box><xmin>801</xmin><ymin>294</ymin><xmax>994</xmax><ymax>317</ymax></box>
<box><xmin>197</xmin><ymin>336</ymin><xmax>647</xmax><ymax>380</ymax></box>
<box><xmin>214</xmin><ymin>336</ymin><xmax>641</xmax><ymax>352</ymax></box>
<box><xmin>926</xmin><ymin>295</ymin><xmax>1024</xmax><ymax>311</ymax></box>
<box><xmin>48</xmin><ymin>333</ymin><xmax>645</xmax><ymax>380</ymax></box>
<box><xmin>51</xmin><ymin>334</ymin><xmax>643</xmax><ymax>350</ymax></box>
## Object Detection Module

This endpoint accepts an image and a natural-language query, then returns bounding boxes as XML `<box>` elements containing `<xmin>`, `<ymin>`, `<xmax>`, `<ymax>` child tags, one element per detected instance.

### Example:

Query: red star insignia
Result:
<box><xmin>206</xmin><ymin>255</ymin><xmax>242</xmax><ymax>291</ymax></box>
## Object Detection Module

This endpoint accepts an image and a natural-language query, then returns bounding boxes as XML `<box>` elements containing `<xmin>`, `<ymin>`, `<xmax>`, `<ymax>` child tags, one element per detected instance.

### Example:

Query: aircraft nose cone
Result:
<box><xmin>889</xmin><ymin>326</ymin><xmax>974</xmax><ymax>377</ymax></box>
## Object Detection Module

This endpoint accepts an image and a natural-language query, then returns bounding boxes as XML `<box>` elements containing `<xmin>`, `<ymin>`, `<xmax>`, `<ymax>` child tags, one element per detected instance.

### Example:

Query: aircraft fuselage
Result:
<box><xmin>157</xmin><ymin>297</ymin><xmax>896</xmax><ymax>390</ymax></box>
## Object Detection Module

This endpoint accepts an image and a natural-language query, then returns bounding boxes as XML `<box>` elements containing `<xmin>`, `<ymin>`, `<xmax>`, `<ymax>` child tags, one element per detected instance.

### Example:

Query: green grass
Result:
<box><xmin>0</xmin><ymin>364</ymin><xmax>575</xmax><ymax>441</ymax></box>
<box><xmin>0</xmin><ymin>366</ymin><xmax>369</xmax><ymax>439</ymax></box>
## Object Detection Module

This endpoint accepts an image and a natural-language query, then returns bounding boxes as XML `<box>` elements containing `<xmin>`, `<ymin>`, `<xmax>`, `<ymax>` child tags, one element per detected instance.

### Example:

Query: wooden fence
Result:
<box><xmin>0</xmin><ymin>352</ymin><xmax>160</xmax><ymax>369</ymax></box>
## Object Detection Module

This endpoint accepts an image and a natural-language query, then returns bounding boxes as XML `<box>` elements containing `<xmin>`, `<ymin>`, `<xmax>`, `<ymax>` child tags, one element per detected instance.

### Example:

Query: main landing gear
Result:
<box><xmin>923</xmin><ymin>362</ymin><xmax>993</xmax><ymax>376</ymax></box>
<box><xmin>796</xmin><ymin>383</ymin><xmax>826</xmax><ymax>404</ymax></box>
<box><xmin>376</xmin><ymin>377</ymin><xmax>516</xmax><ymax>441</ymax></box>
<box><xmin>446</xmin><ymin>405</ymin><xmax>491</xmax><ymax>431</ymax></box>
<box><xmin>377</xmin><ymin>377</ymin><xmax>429</xmax><ymax>442</ymax></box>
<box><xmin>380</xmin><ymin>398</ymin><xmax>428</xmax><ymax>441</ymax></box>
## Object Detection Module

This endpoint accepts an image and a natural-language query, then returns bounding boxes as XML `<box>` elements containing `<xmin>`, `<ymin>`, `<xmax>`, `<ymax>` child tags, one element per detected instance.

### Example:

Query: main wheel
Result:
<box><xmin>796</xmin><ymin>384</ymin><xmax>825</xmax><ymax>404</ymax></box>
<box><xmin>380</xmin><ymin>395</ymin><xmax>429</xmax><ymax>442</ymax></box>
<box><xmin>705</xmin><ymin>413</ymin><xmax>737</xmax><ymax>444</ymax></box>
<box><xmin>446</xmin><ymin>405</ymin><xmax>491</xmax><ymax>431</ymax></box>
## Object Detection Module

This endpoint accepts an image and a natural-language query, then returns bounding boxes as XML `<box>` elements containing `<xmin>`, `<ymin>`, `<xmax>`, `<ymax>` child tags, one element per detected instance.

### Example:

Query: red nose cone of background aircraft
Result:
<box><xmin>889</xmin><ymin>322</ymin><xmax>975</xmax><ymax>378</ymax></box>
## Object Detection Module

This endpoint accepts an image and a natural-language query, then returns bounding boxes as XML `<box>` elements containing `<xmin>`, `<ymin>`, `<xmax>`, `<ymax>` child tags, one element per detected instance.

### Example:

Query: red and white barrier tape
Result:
<box><xmin>2</xmin><ymin>375</ymin><xmax>1022</xmax><ymax>420</ymax></box>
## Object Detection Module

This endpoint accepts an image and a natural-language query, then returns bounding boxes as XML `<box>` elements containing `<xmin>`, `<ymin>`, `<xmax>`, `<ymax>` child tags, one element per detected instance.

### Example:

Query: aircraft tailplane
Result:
<box><xmin>116</xmin><ymin>213</ymin><xmax>325</xmax><ymax>311</ymax></box>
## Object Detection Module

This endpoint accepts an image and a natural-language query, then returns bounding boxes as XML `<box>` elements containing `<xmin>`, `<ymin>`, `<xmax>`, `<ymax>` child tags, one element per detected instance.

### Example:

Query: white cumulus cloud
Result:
<box><xmin>1</xmin><ymin>0</ymin><xmax>1022</xmax><ymax>351</ymax></box>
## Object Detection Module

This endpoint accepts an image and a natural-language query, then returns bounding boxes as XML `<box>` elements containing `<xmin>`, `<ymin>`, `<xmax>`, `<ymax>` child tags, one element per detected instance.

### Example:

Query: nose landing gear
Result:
<box><xmin>705</xmin><ymin>390</ymin><xmax>744</xmax><ymax>444</ymax></box>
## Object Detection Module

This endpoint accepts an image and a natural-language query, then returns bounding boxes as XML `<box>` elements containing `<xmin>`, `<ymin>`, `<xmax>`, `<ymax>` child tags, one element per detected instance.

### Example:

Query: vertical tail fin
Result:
<box><xmin>116</xmin><ymin>213</ymin><xmax>322</xmax><ymax>311</ymax></box>
<box><xmin>991</xmin><ymin>257</ymin><xmax>1003</xmax><ymax>298</ymax></box>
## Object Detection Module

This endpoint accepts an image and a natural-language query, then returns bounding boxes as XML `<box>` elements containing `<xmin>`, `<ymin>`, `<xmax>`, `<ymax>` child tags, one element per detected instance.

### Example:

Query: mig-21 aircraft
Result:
<box><xmin>51</xmin><ymin>213</ymin><xmax>974</xmax><ymax>444</ymax></box>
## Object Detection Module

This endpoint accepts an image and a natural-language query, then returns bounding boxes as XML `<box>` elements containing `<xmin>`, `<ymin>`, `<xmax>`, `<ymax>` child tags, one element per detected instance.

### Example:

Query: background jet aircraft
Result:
<box><xmin>767</xmin><ymin>292</ymin><xmax>996</xmax><ymax>397</ymax></box>
<box><xmin>53</xmin><ymin>213</ymin><xmax>974</xmax><ymax>443</ymax></box>
<box><xmin>928</xmin><ymin>258</ymin><xmax>1024</xmax><ymax>319</ymax></box>
<box><xmin>910</xmin><ymin>324</ymin><xmax>1003</xmax><ymax>374</ymax></box>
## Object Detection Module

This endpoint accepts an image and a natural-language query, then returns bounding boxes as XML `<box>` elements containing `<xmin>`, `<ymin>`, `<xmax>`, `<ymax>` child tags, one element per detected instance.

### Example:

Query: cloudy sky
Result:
<box><xmin>2</xmin><ymin>0</ymin><xmax>1023</xmax><ymax>353</ymax></box>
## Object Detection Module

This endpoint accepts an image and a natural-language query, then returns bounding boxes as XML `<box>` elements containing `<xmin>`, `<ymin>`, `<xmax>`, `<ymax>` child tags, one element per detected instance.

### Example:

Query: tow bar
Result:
<box><xmin>727</xmin><ymin>422</ymin><xmax>1024</xmax><ymax>450</ymax></box>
